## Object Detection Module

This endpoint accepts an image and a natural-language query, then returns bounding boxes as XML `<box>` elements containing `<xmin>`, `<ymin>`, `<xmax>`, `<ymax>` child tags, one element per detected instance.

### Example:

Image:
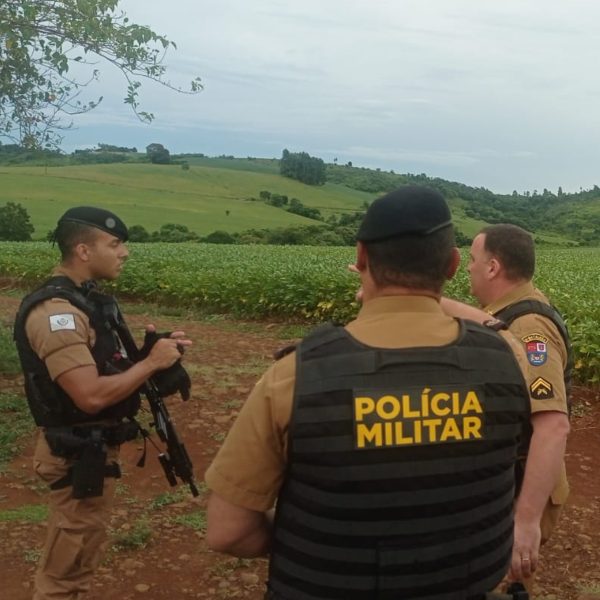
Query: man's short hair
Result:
<box><xmin>365</xmin><ymin>226</ymin><xmax>456</xmax><ymax>292</ymax></box>
<box><xmin>481</xmin><ymin>224</ymin><xmax>535</xmax><ymax>281</ymax></box>
<box><xmin>54</xmin><ymin>221</ymin><xmax>101</xmax><ymax>260</ymax></box>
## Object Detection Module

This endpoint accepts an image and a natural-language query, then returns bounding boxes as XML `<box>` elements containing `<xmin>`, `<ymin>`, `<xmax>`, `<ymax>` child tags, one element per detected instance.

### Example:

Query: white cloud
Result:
<box><xmin>56</xmin><ymin>0</ymin><xmax>600</xmax><ymax>193</ymax></box>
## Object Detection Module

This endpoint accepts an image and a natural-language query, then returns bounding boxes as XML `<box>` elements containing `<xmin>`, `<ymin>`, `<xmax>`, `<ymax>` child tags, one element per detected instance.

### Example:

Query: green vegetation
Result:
<box><xmin>173</xmin><ymin>510</ymin><xmax>207</xmax><ymax>532</ymax></box>
<box><xmin>0</xmin><ymin>202</ymin><xmax>34</xmax><ymax>241</ymax></box>
<box><xmin>111</xmin><ymin>518</ymin><xmax>152</xmax><ymax>551</ymax></box>
<box><xmin>280</xmin><ymin>149</ymin><xmax>326</xmax><ymax>185</ymax></box>
<box><xmin>148</xmin><ymin>489</ymin><xmax>187</xmax><ymax>510</ymax></box>
<box><xmin>1</xmin><ymin>242</ymin><xmax>599</xmax><ymax>383</ymax></box>
<box><xmin>0</xmin><ymin>321</ymin><xmax>21</xmax><ymax>375</ymax></box>
<box><xmin>0</xmin><ymin>392</ymin><xmax>34</xmax><ymax>469</ymax></box>
<box><xmin>1</xmin><ymin>0</ymin><xmax>201</xmax><ymax>148</ymax></box>
<box><xmin>23</xmin><ymin>548</ymin><xmax>42</xmax><ymax>564</ymax></box>
<box><xmin>0</xmin><ymin>503</ymin><xmax>48</xmax><ymax>523</ymax></box>
<box><xmin>326</xmin><ymin>164</ymin><xmax>599</xmax><ymax>245</ymax></box>
<box><xmin>0</xmin><ymin>163</ymin><xmax>370</xmax><ymax>240</ymax></box>
<box><xmin>1</xmin><ymin>155</ymin><xmax>598</xmax><ymax>245</ymax></box>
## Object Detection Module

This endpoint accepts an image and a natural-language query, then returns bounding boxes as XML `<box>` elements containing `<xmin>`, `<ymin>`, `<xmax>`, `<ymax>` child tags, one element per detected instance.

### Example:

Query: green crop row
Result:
<box><xmin>1</xmin><ymin>242</ymin><xmax>599</xmax><ymax>383</ymax></box>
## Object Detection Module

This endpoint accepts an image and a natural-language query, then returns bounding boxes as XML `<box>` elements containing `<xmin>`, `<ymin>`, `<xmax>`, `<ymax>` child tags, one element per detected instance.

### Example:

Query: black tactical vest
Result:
<box><xmin>13</xmin><ymin>276</ymin><xmax>141</xmax><ymax>427</ymax></box>
<box><xmin>494</xmin><ymin>300</ymin><xmax>573</xmax><ymax>406</ymax></box>
<box><xmin>267</xmin><ymin>321</ymin><xmax>530</xmax><ymax>600</ymax></box>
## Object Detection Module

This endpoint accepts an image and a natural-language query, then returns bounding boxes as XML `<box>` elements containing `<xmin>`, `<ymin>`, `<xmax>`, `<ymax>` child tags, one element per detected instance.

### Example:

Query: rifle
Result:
<box><xmin>87</xmin><ymin>283</ymin><xmax>199</xmax><ymax>497</ymax></box>
<box><xmin>138</xmin><ymin>375</ymin><xmax>199</xmax><ymax>497</ymax></box>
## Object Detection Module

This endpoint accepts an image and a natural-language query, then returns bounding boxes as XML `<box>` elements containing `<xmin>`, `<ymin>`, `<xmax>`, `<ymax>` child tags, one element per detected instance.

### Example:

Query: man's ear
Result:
<box><xmin>355</xmin><ymin>241</ymin><xmax>368</xmax><ymax>271</ymax></box>
<box><xmin>488</xmin><ymin>257</ymin><xmax>501</xmax><ymax>279</ymax></box>
<box><xmin>446</xmin><ymin>247</ymin><xmax>461</xmax><ymax>279</ymax></box>
<box><xmin>74</xmin><ymin>243</ymin><xmax>91</xmax><ymax>263</ymax></box>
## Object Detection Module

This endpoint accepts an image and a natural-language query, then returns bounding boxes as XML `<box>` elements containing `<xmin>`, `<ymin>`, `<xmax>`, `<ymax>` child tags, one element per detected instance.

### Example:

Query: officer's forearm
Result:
<box><xmin>515</xmin><ymin>411</ymin><xmax>569</xmax><ymax>523</ymax></box>
<box><xmin>216</xmin><ymin>517</ymin><xmax>272</xmax><ymax>558</ymax></box>
<box><xmin>206</xmin><ymin>493</ymin><xmax>273</xmax><ymax>558</ymax></box>
<box><xmin>56</xmin><ymin>359</ymin><xmax>158</xmax><ymax>414</ymax></box>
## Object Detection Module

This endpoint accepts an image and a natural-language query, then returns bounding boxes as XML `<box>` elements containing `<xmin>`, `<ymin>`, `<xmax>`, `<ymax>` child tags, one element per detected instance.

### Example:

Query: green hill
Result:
<box><xmin>0</xmin><ymin>156</ymin><xmax>598</xmax><ymax>245</ymax></box>
<box><xmin>0</xmin><ymin>162</ymin><xmax>371</xmax><ymax>239</ymax></box>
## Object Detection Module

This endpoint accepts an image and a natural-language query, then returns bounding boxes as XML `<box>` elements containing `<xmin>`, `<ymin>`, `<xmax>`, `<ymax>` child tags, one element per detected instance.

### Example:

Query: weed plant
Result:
<box><xmin>0</xmin><ymin>392</ymin><xmax>34</xmax><ymax>469</ymax></box>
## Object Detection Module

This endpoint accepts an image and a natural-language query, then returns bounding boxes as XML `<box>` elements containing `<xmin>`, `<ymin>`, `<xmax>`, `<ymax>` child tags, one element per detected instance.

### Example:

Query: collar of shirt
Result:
<box><xmin>53</xmin><ymin>266</ymin><xmax>82</xmax><ymax>281</ymax></box>
<box><xmin>347</xmin><ymin>295</ymin><xmax>458</xmax><ymax>348</ymax></box>
<box><xmin>484</xmin><ymin>281</ymin><xmax>538</xmax><ymax>315</ymax></box>
<box><xmin>356</xmin><ymin>295</ymin><xmax>444</xmax><ymax>319</ymax></box>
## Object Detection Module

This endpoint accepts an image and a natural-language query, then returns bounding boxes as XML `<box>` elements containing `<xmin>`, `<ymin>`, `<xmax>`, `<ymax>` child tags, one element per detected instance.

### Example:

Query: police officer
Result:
<box><xmin>205</xmin><ymin>186</ymin><xmax>534</xmax><ymax>600</ymax></box>
<box><xmin>443</xmin><ymin>223</ymin><xmax>570</xmax><ymax>593</ymax></box>
<box><xmin>13</xmin><ymin>206</ymin><xmax>191</xmax><ymax>599</ymax></box>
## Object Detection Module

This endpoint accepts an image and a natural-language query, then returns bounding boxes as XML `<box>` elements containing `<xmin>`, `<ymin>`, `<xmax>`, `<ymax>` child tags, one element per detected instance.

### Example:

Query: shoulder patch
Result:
<box><xmin>49</xmin><ymin>313</ymin><xmax>76</xmax><ymax>332</ymax></box>
<box><xmin>483</xmin><ymin>318</ymin><xmax>507</xmax><ymax>331</ymax></box>
<box><xmin>522</xmin><ymin>333</ymin><xmax>549</xmax><ymax>366</ymax></box>
<box><xmin>529</xmin><ymin>377</ymin><xmax>554</xmax><ymax>399</ymax></box>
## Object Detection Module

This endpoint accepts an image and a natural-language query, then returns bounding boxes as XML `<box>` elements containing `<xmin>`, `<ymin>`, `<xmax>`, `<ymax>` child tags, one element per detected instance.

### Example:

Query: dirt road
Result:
<box><xmin>1</xmin><ymin>294</ymin><xmax>599</xmax><ymax>599</ymax></box>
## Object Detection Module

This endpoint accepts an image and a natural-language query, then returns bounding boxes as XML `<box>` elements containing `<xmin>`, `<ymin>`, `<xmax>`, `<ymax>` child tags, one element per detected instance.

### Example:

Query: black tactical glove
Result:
<box><xmin>141</xmin><ymin>330</ymin><xmax>192</xmax><ymax>401</ymax></box>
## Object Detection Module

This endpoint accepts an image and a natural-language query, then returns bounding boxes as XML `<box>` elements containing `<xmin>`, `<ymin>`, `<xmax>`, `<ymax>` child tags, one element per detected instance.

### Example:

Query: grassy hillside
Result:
<box><xmin>0</xmin><ymin>163</ymin><xmax>373</xmax><ymax>239</ymax></box>
<box><xmin>0</xmin><ymin>157</ymin><xmax>593</xmax><ymax>245</ymax></box>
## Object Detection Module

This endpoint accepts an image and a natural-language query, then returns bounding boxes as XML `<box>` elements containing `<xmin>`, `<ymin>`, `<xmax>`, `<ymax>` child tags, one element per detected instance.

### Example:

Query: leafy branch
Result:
<box><xmin>0</xmin><ymin>0</ymin><xmax>203</xmax><ymax>148</ymax></box>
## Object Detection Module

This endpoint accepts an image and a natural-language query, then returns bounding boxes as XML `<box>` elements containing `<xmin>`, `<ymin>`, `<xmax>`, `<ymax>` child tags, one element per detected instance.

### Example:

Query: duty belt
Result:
<box><xmin>44</xmin><ymin>421</ymin><xmax>140</xmax><ymax>498</ymax></box>
<box><xmin>44</xmin><ymin>420</ymin><xmax>140</xmax><ymax>458</ymax></box>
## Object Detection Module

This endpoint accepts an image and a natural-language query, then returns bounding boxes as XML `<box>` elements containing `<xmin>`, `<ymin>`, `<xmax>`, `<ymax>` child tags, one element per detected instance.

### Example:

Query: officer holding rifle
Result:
<box><xmin>13</xmin><ymin>206</ymin><xmax>192</xmax><ymax>600</ymax></box>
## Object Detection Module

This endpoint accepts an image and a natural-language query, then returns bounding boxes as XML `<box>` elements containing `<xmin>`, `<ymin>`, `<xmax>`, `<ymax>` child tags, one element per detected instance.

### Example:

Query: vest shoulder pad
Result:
<box><xmin>16</xmin><ymin>277</ymin><xmax>93</xmax><ymax>327</ymax></box>
<box><xmin>495</xmin><ymin>300</ymin><xmax>571</xmax><ymax>348</ymax></box>
<box><xmin>299</xmin><ymin>322</ymin><xmax>347</xmax><ymax>354</ymax></box>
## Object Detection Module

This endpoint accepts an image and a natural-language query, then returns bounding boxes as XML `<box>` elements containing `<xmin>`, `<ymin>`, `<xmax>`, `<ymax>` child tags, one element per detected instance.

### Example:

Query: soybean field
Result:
<box><xmin>1</xmin><ymin>242</ymin><xmax>599</xmax><ymax>384</ymax></box>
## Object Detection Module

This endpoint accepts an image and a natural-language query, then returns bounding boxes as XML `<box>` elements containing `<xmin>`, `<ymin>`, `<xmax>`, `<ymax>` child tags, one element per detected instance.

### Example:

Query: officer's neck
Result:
<box><xmin>55</xmin><ymin>264</ymin><xmax>93</xmax><ymax>288</ymax></box>
<box><xmin>479</xmin><ymin>276</ymin><xmax>530</xmax><ymax>308</ymax></box>
<box><xmin>363</xmin><ymin>284</ymin><xmax>441</xmax><ymax>303</ymax></box>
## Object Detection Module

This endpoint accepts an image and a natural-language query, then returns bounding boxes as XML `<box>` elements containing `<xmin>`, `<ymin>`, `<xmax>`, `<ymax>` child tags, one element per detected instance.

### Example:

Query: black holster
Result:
<box><xmin>70</xmin><ymin>432</ymin><xmax>108</xmax><ymax>499</ymax></box>
<box><xmin>44</xmin><ymin>423</ymin><xmax>137</xmax><ymax>498</ymax></box>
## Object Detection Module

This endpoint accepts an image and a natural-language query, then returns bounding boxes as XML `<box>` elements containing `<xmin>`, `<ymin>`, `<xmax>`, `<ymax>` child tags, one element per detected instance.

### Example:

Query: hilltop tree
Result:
<box><xmin>0</xmin><ymin>0</ymin><xmax>202</xmax><ymax>148</ymax></box>
<box><xmin>280</xmin><ymin>149</ymin><xmax>326</xmax><ymax>185</ymax></box>
<box><xmin>146</xmin><ymin>143</ymin><xmax>170</xmax><ymax>164</ymax></box>
<box><xmin>128</xmin><ymin>224</ymin><xmax>150</xmax><ymax>242</ymax></box>
<box><xmin>0</xmin><ymin>202</ymin><xmax>34</xmax><ymax>240</ymax></box>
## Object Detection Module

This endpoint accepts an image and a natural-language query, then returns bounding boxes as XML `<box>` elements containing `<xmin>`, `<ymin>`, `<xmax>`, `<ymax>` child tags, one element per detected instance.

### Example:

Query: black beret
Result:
<box><xmin>57</xmin><ymin>206</ymin><xmax>129</xmax><ymax>241</ymax></box>
<box><xmin>356</xmin><ymin>186</ymin><xmax>452</xmax><ymax>242</ymax></box>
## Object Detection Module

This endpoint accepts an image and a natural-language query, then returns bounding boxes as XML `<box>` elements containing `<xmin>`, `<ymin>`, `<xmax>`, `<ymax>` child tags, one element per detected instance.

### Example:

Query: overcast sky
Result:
<box><xmin>63</xmin><ymin>0</ymin><xmax>600</xmax><ymax>194</ymax></box>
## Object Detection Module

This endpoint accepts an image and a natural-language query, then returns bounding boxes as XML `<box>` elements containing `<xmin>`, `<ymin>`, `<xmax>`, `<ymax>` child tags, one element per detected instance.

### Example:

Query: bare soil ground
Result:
<box><xmin>1</xmin><ymin>292</ymin><xmax>599</xmax><ymax>600</ymax></box>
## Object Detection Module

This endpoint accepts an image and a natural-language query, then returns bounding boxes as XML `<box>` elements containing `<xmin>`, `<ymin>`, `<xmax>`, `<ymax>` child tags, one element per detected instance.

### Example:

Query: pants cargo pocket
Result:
<box><xmin>40</xmin><ymin>526</ymin><xmax>85</xmax><ymax>580</ymax></box>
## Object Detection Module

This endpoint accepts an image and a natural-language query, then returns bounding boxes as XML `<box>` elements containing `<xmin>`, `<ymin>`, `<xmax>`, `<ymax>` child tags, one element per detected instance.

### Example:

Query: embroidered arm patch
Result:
<box><xmin>522</xmin><ymin>333</ymin><xmax>548</xmax><ymax>366</ymax></box>
<box><xmin>529</xmin><ymin>377</ymin><xmax>554</xmax><ymax>399</ymax></box>
<box><xmin>49</xmin><ymin>313</ymin><xmax>76</xmax><ymax>332</ymax></box>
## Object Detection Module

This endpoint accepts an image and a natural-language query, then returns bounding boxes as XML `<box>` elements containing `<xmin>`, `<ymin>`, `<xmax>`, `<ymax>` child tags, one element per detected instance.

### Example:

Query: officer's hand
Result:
<box><xmin>141</xmin><ymin>326</ymin><xmax>192</xmax><ymax>400</ymax></box>
<box><xmin>141</xmin><ymin>325</ymin><xmax>192</xmax><ymax>358</ymax></box>
<box><xmin>147</xmin><ymin>337</ymin><xmax>191</xmax><ymax>371</ymax></box>
<box><xmin>509</xmin><ymin>518</ymin><xmax>541</xmax><ymax>581</ymax></box>
<box><xmin>348</xmin><ymin>264</ymin><xmax>364</xmax><ymax>303</ymax></box>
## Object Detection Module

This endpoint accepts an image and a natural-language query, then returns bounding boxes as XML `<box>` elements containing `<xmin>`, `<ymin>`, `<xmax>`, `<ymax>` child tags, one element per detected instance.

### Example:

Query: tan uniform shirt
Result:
<box><xmin>485</xmin><ymin>282</ymin><xmax>569</xmax><ymax>416</ymax></box>
<box><xmin>24</xmin><ymin>269</ymin><xmax>96</xmax><ymax>381</ymax></box>
<box><xmin>205</xmin><ymin>295</ymin><xmax>531</xmax><ymax>512</ymax></box>
<box><xmin>485</xmin><ymin>282</ymin><xmax>570</xmax><ymax>506</ymax></box>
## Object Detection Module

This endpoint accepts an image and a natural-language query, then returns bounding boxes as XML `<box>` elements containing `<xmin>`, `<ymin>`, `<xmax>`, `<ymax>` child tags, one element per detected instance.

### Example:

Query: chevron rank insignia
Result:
<box><xmin>522</xmin><ymin>333</ymin><xmax>548</xmax><ymax>366</ymax></box>
<box><xmin>529</xmin><ymin>377</ymin><xmax>554</xmax><ymax>399</ymax></box>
